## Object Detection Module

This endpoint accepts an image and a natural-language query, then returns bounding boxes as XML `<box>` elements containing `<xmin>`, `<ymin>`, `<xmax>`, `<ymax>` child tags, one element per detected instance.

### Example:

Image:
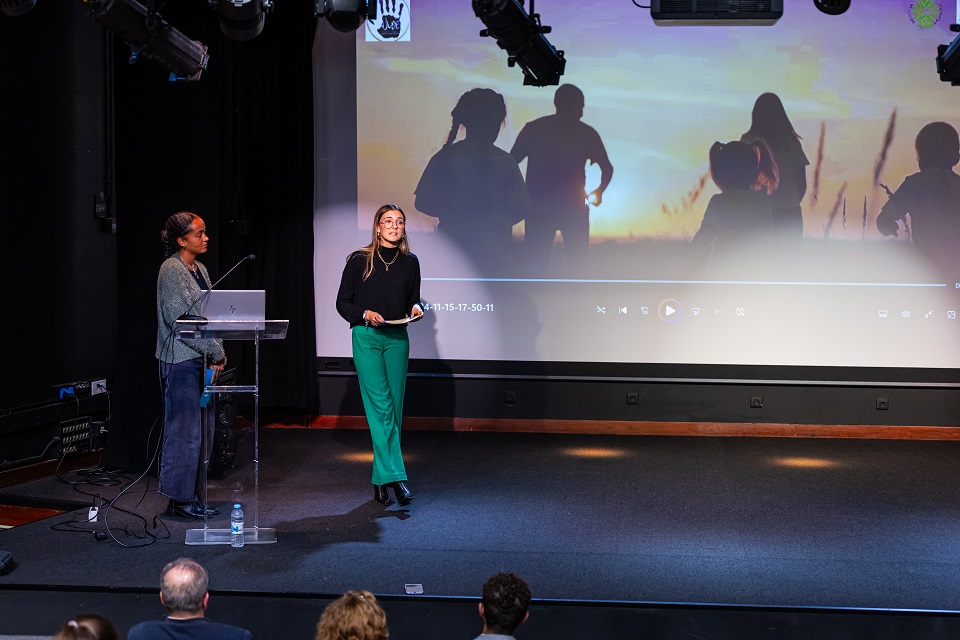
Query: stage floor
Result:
<box><xmin>2</xmin><ymin>428</ymin><xmax>960</xmax><ymax>611</ymax></box>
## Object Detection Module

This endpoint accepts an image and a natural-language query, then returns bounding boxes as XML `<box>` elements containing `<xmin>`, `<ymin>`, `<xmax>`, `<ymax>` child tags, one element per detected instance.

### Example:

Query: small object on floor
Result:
<box><xmin>374</xmin><ymin>484</ymin><xmax>392</xmax><ymax>505</ymax></box>
<box><xmin>166</xmin><ymin>499</ymin><xmax>206</xmax><ymax>519</ymax></box>
<box><xmin>391</xmin><ymin>481</ymin><xmax>412</xmax><ymax>506</ymax></box>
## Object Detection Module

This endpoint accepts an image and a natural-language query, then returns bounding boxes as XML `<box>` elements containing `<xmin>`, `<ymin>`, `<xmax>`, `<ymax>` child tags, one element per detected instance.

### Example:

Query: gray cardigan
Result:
<box><xmin>155</xmin><ymin>255</ymin><xmax>226</xmax><ymax>364</ymax></box>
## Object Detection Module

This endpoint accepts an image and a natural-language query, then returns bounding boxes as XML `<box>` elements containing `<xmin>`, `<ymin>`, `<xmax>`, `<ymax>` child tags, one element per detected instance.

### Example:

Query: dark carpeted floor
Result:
<box><xmin>1</xmin><ymin>428</ymin><xmax>959</xmax><ymax>611</ymax></box>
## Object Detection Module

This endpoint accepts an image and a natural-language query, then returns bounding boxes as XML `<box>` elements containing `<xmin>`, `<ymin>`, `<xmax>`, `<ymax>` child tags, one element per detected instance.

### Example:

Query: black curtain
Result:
<box><xmin>218</xmin><ymin>3</ymin><xmax>320</xmax><ymax>414</ymax></box>
<box><xmin>0</xmin><ymin>3</ymin><xmax>114</xmax><ymax>410</ymax></box>
<box><xmin>106</xmin><ymin>2</ymin><xmax>319</xmax><ymax>470</ymax></box>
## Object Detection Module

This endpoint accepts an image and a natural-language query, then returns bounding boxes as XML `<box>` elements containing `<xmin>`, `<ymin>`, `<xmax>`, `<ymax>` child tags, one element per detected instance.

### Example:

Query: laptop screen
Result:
<box><xmin>198</xmin><ymin>290</ymin><xmax>266</xmax><ymax>321</ymax></box>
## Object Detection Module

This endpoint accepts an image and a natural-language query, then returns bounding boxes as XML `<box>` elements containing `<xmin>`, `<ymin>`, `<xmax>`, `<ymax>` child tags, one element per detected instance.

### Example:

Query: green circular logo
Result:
<box><xmin>912</xmin><ymin>0</ymin><xmax>941</xmax><ymax>29</ymax></box>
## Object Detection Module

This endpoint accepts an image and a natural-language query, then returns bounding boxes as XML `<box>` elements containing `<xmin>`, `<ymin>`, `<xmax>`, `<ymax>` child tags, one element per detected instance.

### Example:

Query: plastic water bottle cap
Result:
<box><xmin>234</xmin><ymin>504</ymin><xmax>241</xmax><ymax>508</ymax></box>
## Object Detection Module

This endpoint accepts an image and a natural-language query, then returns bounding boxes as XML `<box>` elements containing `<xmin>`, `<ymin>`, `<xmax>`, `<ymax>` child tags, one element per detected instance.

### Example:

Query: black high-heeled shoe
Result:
<box><xmin>373</xmin><ymin>484</ymin><xmax>392</xmax><ymax>505</ymax></box>
<box><xmin>391</xmin><ymin>481</ymin><xmax>412</xmax><ymax>506</ymax></box>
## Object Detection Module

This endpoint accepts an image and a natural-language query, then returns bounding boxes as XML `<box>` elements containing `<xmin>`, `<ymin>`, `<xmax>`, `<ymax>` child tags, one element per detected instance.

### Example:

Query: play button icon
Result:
<box><xmin>658</xmin><ymin>298</ymin><xmax>682</xmax><ymax>324</ymax></box>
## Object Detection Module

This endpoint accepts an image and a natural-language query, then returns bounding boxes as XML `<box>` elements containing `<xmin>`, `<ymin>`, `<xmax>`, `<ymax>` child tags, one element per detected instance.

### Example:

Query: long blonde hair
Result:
<box><xmin>349</xmin><ymin>204</ymin><xmax>410</xmax><ymax>281</ymax></box>
<box><xmin>315</xmin><ymin>590</ymin><xmax>388</xmax><ymax>640</ymax></box>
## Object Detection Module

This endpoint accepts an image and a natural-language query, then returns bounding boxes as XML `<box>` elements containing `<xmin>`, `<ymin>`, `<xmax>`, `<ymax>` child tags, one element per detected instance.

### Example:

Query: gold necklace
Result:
<box><xmin>377</xmin><ymin>247</ymin><xmax>399</xmax><ymax>271</ymax></box>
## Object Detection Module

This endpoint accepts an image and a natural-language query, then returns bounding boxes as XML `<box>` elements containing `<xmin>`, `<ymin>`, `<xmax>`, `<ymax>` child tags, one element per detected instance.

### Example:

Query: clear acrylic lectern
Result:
<box><xmin>175</xmin><ymin>319</ymin><xmax>288</xmax><ymax>545</ymax></box>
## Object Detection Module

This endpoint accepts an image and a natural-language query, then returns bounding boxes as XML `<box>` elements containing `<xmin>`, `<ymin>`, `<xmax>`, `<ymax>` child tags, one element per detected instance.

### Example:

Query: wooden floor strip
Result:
<box><xmin>0</xmin><ymin>504</ymin><xmax>64</xmax><ymax>528</ymax></box>
<box><xmin>285</xmin><ymin>416</ymin><xmax>960</xmax><ymax>440</ymax></box>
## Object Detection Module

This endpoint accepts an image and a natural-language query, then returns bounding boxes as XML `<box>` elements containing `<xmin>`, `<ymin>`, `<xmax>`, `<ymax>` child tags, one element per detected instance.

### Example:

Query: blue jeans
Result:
<box><xmin>160</xmin><ymin>358</ymin><xmax>214</xmax><ymax>502</ymax></box>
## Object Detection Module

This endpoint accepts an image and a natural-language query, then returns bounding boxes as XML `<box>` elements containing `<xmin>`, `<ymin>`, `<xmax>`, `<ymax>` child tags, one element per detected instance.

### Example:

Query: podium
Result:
<box><xmin>175</xmin><ymin>319</ymin><xmax>288</xmax><ymax>545</ymax></box>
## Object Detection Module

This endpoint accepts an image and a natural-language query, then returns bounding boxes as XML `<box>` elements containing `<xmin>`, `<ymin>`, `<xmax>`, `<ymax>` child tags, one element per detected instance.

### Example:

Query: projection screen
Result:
<box><xmin>314</xmin><ymin>1</ymin><xmax>960</xmax><ymax>379</ymax></box>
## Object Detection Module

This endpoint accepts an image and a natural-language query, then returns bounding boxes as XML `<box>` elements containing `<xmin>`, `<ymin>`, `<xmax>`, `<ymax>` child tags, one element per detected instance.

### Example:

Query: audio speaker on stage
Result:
<box><xmin>0</xmin><ymin>550</ymin><xmax>14</xmax><ymax>575</ymax></box>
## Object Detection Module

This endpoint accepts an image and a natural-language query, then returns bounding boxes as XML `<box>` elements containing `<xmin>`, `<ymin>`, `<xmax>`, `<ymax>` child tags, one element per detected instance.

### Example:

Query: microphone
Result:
<box><xmin>178</xmin><ymin>254</ymin><xmax>256</xmax><ymax>322</ymax></box>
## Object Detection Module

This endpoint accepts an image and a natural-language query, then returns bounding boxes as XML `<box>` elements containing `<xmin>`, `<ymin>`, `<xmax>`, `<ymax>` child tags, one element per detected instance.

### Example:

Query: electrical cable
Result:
<box><xmin>50</xmin><ymin>416</ymin><xmax>171</xmax><ymax>547</ymax></box>
<box><xmin>47</xmin><ymin>359</ymin><xmax>173</xmax><ymax>547</ymax></box>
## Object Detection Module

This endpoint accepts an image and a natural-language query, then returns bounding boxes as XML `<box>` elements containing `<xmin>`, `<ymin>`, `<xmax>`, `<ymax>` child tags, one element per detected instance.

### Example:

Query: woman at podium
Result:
<box><xmin>156</xmin><ymin>211</ymin><xmax>227</xmax><ymax>519</ymax></box>
<box><xmin>336</xmin><ymin>204</ymin><xmax>423</xmax><ymax>507</ymax></box>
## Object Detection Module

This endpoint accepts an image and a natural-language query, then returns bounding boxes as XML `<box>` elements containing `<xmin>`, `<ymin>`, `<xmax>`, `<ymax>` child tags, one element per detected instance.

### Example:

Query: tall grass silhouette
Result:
<box><xmin>661</xmin><ymin>171</ymin><xmax>709</xmax><ymax>239</ymax></box>
<box><xmin>811</xmin><ymin>121</ymin><xmax>826</xmax><ymax>204</ymax></box>
<box><xmin>822</xmin><ymin>183</ymin><xmax>847</xmax><ymax>238</ymax></box>
<box><xmin>805</xmin><ymin>108</ymin><xmax>900</xmax><ymax>240</ymax></box>
<box><xmin>873</xmin><ymin>109</ymin><xmax>897</xmax><ymax>187</ymax></box>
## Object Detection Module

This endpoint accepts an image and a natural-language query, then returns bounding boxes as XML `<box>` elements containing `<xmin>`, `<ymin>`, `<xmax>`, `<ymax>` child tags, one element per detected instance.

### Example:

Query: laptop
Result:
<box><xmin>198</xmin><ymin>289</ymin><xmax>266</xmax><ymax>322</ymax></box>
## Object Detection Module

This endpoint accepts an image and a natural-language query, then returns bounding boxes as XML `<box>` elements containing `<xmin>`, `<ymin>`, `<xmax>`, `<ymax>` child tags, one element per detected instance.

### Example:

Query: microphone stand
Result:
<box><xmin>178</xmin><ymin>254</ymin><xmax>256</xmax><ymax>322</ymax></box>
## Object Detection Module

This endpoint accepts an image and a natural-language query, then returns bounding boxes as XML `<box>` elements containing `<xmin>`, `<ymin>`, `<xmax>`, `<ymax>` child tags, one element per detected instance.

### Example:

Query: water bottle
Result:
<box><xmin>230</xmin><ymin>503</ymin><xmax>244</xmax><ymax>548</ymax></box>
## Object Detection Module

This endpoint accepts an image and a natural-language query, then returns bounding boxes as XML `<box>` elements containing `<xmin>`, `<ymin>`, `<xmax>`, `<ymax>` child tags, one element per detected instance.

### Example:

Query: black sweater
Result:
<box><xmin>336</xmin><ymin>246</ymin><xmax>421</xmax><ymax>327</ymax></box>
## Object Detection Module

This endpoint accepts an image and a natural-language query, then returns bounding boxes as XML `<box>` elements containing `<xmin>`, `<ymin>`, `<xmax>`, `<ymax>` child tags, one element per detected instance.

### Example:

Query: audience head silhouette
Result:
<box><xmin>446</xmin><ymin>87</ymin><xmax>507</xmax><ymax>146</ymax></box>
<box><xmin>129</xmin><ymin>558</ymin><xmax>252</xmax><ymax>640</ymax></box>
<box><xmin>554</xmin><ymin>83</ymin><xmax>585</xmax><ymax>118</ymax></box>
<box><xmin>315</xmin><ymin>590</ymin><xmax>388</xmax><ymax>640</ymax></box>
<box><xmin>52</xmin><ymin>615</ymin><xmax>120</xmax><ymax>640</ymax></box>
<box><xmin>160</xmin><ymin>557</ymin><xmax>209</xmax><ymax>617</ymax></box>
<box><xmin>915</xmin><ymin>121</ymin><xmax>960</xmax><ymax>171</ymax></box>
<box><xmin>479</xmin><ymin>572</ymin><xmax>531</xmax><ymax>636</ymax></box>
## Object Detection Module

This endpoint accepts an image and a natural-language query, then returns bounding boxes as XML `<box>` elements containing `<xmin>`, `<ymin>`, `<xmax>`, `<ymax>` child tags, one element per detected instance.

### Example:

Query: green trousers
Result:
<box><xmin>352</xmin><ymin>325</ymin><xmax>409</xmax><ymax>485</ymax></box>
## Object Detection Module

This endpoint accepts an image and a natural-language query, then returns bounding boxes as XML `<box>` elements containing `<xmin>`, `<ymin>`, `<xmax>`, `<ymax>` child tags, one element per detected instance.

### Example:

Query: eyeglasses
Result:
<box><xmin>380</xmin><ymin>219</ymin><xmax>405</xmax><ymax>229</ymax></box>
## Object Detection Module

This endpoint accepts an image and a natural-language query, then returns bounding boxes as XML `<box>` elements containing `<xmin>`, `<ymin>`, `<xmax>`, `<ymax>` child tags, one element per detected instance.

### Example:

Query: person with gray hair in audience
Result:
<box><xmin>128</xmin><ymin>557</ymin><xmax>252</xmax><ymax>640</ymax></box>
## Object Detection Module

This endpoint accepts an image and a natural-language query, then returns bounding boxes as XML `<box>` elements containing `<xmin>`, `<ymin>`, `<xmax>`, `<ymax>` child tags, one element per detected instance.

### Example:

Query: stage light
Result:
<box><xmin>313</xmin><ymin>0</ymin><xmax>376</xmax><ymax>33</ymax></box>
<box><xmin>937</xmin><ymin>25</ymin><xmax>960</xmax><ymax>85</ymax></box>
<box><xmin>473</xmin><ymin>0</ymin><xmax>565</xmax><ymax>87</ymax></box>
<box><xmin>0</xmin><ymin>0</ymin><xmax>36</xmax><ymax>16</ymax></box>
<box><xmin>218</xmin><ymin>0</ymin><xmax>272</xmax><ymax>42</ymax></box>
<box><xmin>84</xmin><ymin>0</ymin><xmax>209</xmax><ymax>81</ymax></box>
<box><xmin>813</xmin><ymin>0</ymin><xmax>850</xmax><ymax>15</ymax></box>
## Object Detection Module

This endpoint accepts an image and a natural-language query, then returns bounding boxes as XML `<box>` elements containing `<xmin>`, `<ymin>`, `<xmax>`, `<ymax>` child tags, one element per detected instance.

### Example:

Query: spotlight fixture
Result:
<box><xmin>813</xmin><ymin>0</ymin><xmax>850</xmax><ymax>15</ymax></box>
<box><xmin>84</xmin><ymin>0</ymin><xmax>209</xmax><ymax>81</ymax></box>
<box><xmin>218</xmin><ymin>0</ymin><xmax>273</xmax><ymax>42</ymax></box>
<box><xmin>0</xmin><ymin>0</ymin><xmax>36</xmax><ymax>16</ymax></box>
<box><xmin>937</xmin><ymin>24</ymin><xmax>960</xmax><ymax>85</ymax></box>
<box><xmin>473</xmin><ymin>0</ymin><xmax>565</xmax><ymax>87</ymax></box>
<box><xmin>313</xmin><ymin>0</ymin><xmax>376</xmax><ymax>33</ymax></box>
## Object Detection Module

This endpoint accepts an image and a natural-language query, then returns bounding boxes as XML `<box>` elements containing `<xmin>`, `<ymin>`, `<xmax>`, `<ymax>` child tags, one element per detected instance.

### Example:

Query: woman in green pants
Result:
<box><xmin>336</xmin><ymin>204</ymin><xmax>423</xmax><ymax>506</ymax></box>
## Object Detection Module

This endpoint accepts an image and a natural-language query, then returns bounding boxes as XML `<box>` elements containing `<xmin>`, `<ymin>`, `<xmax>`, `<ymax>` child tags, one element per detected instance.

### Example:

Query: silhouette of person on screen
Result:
<box><xmin>687</xmin><ymin>140</ymin><xmax>778</xmax><ymax>277</ymax></box>
<box><xmin>740</xmin><ymin>93</ymin><xmax>808</xmax><ymax>240</ymax></box>
<box><xmin>414</xmin><ymin>88</ymin><xmax>529</xmax><ymax>273</ymax></box>
<box><xmin>511</xmin><ymin>84</ymin><xmax>613</xmax><ymax>276</ymax></box>
<box><xmin>876</xmin><ymin>121</ymin><xmax>960</xmax><ymax>276</ymax></box>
